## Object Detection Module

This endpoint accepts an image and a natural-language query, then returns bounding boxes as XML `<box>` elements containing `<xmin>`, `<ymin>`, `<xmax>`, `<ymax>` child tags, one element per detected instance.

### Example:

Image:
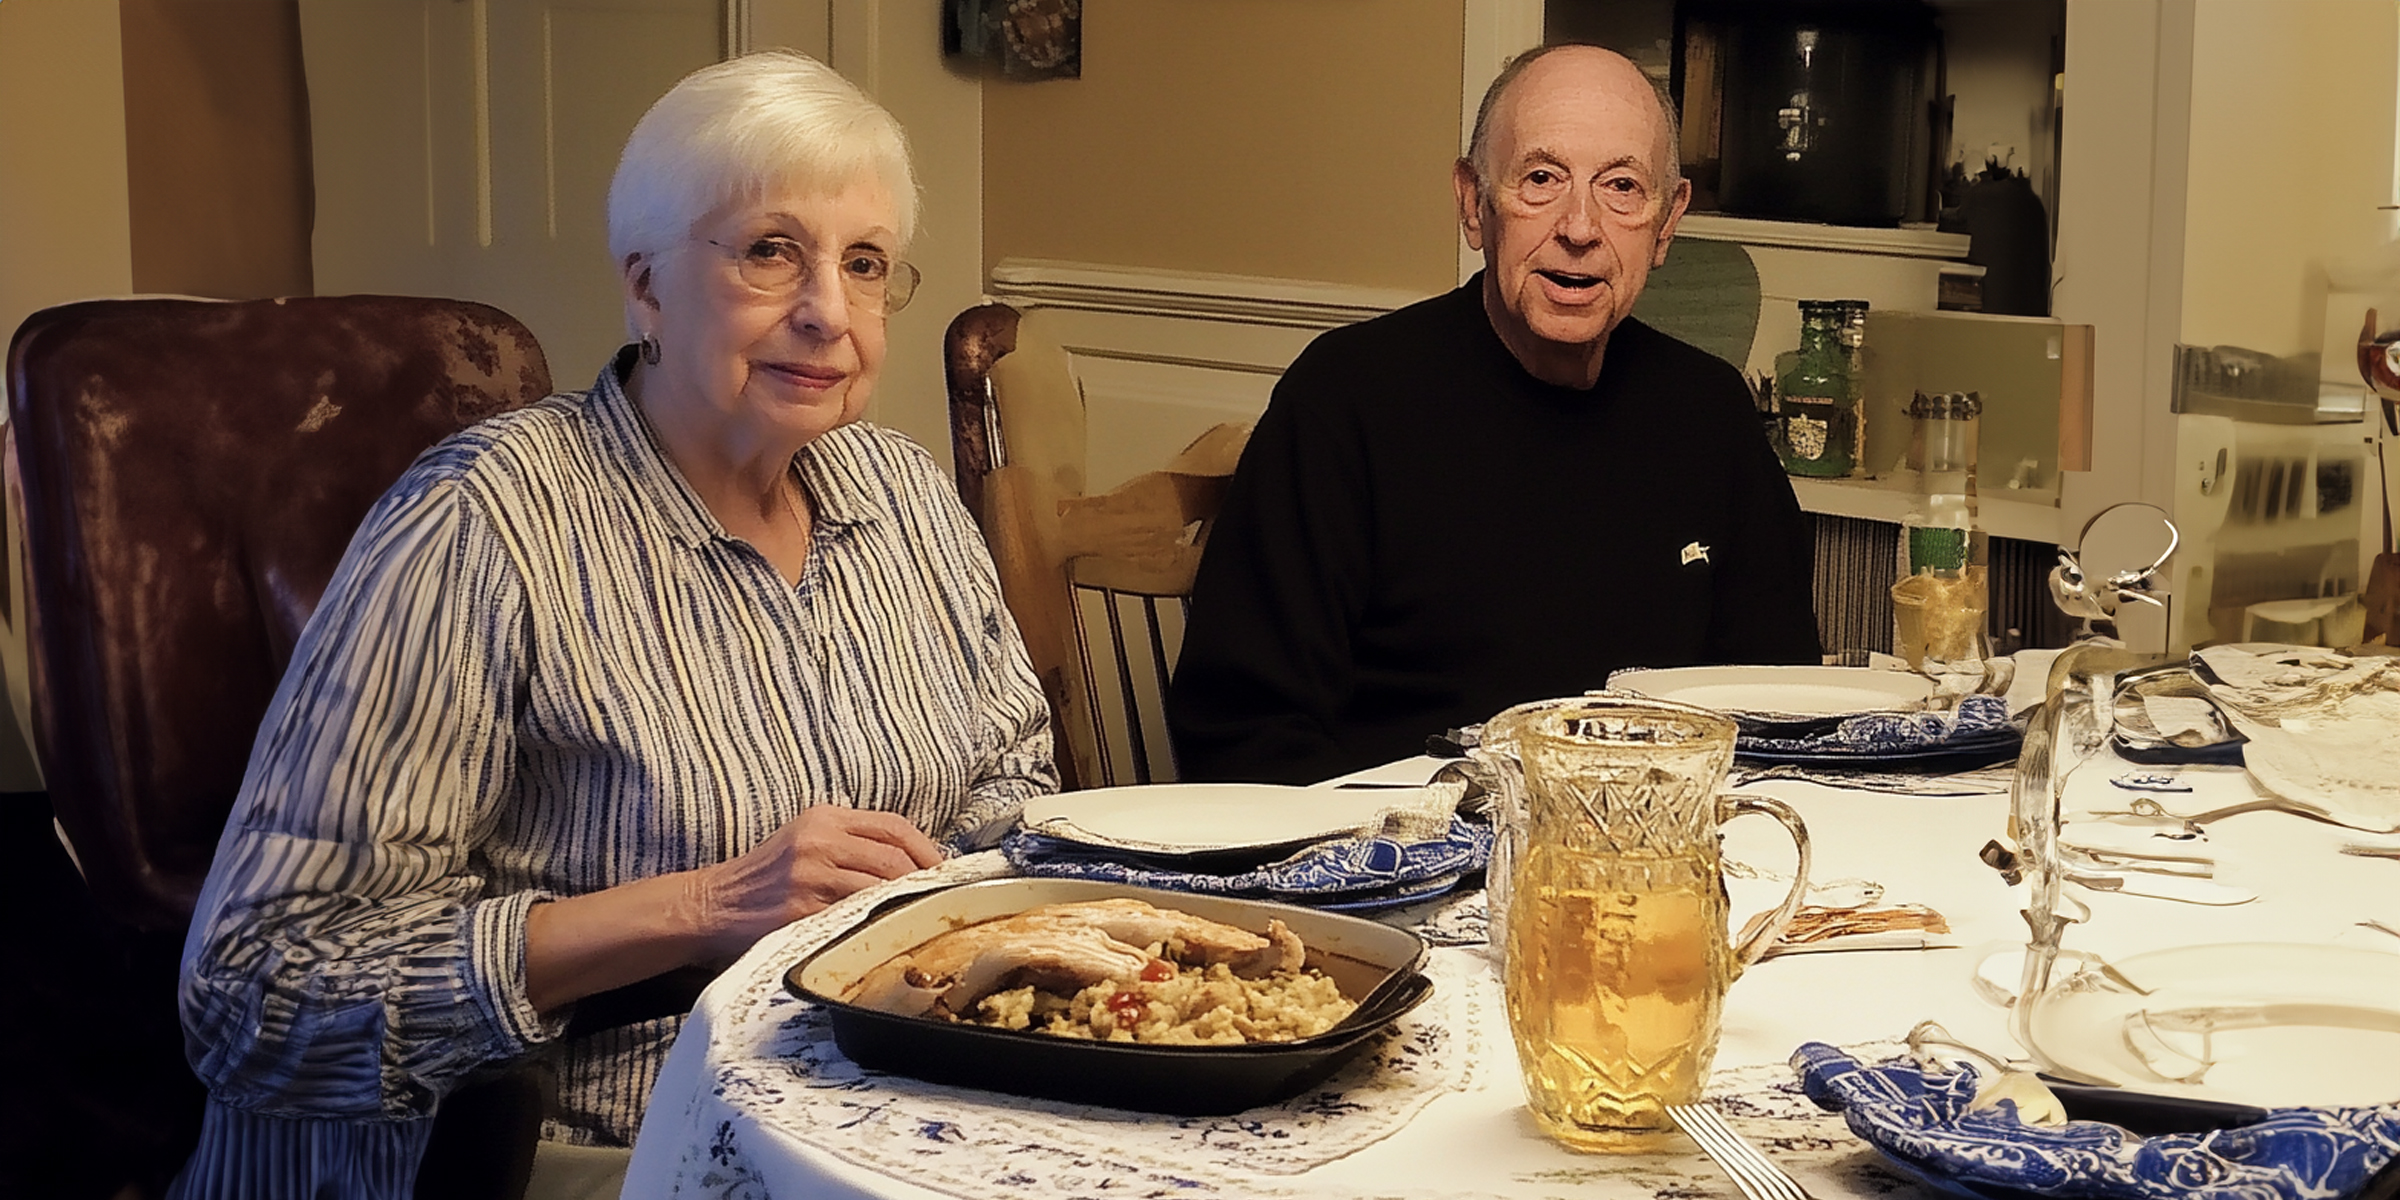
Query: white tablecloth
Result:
<box><xmin>622</xmin><ymin>755</ymin><xmax>2399</xmax><ymax>1199</ymax></box>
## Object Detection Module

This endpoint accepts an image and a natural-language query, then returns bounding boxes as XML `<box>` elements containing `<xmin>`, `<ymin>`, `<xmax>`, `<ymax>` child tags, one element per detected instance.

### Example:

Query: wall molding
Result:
<box><xmin>983</xmin><ymin>258</ymin><xmax>1414</xmax><ymax>488</ymax></box>
<box><xmin>985</xmin><ymin>253</ymin><xmax>2063</xmax><ymax>543</ymax></box>
<box><xmin>987</xmin><ymin>257</ymin><xmax>1430</xmax><ymax>333</ymax></box>
<box><xmin>1677</xmin><ymin>214</ymin><xmax>1971</xmax><ymax>260</ymax></box>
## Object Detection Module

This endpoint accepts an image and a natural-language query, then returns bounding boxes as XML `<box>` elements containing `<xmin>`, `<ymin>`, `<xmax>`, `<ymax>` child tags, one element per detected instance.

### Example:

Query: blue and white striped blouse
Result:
<box><xmin>174</xmin><ymin>354</ymin><xmax>1056</xmax><ymax>1162</ymax></box>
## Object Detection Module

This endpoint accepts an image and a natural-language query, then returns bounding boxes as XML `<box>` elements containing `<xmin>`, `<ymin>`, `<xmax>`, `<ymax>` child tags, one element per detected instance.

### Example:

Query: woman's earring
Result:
<box><xmin>640</xmin><ymin>334</ymin><xmax>662</xmax><ymax>366</ymax></box>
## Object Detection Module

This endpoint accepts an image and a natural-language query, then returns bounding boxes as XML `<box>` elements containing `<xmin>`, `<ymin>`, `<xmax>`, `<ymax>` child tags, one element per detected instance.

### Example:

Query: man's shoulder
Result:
<box><xmin>1604</xmin><ymin>318</ymin><xmax>1771</xmax><ymax>440</ymax></box>
<box><xmin>1275</xmin><ymin>286</ymin><xmax>1483</xmax><ymax>406</ymax></box>
<box><xmin>1609</xmin><ymin>318</ymin><xmax>1750</xmax><ymax>396</ymax></box>
<box><xmin>1308</xmin><ymin>286</ymin><xmax>1476</xmax><ymax>353</ymax></box>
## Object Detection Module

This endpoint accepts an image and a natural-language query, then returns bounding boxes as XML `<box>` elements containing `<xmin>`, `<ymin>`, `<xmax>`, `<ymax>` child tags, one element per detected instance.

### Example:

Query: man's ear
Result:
<box><xmin>1452</xmin><ymin>159</ymin><xmax>1486</xmax><ymax>253</ymax></box>
<box><xmin>1651</xmin><ymin>178</ymin><xmax>1694</xmax><ymax>268</ymax></box>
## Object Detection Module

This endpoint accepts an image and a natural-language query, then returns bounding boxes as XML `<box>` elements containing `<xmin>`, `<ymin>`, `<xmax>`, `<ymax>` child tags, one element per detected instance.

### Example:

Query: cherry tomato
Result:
<box><xmin>1139</xmin><ymin>958</ymin><xmax>1176</xmax><ymax>983</ymax></box>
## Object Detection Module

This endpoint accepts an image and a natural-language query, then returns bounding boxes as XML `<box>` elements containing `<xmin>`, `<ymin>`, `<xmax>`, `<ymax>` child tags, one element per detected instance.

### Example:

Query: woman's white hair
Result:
<box><xmin>607</xmin><ymin>50</ymin><xmax>919</xmax><ymax>266</ymax></box>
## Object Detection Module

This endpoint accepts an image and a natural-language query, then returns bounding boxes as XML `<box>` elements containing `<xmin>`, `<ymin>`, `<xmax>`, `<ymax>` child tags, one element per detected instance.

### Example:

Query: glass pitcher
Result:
<box><xmin>1472</xmin><ymin>695</ymin><xmax>1813</xmax><ymax>1151</ymax></box>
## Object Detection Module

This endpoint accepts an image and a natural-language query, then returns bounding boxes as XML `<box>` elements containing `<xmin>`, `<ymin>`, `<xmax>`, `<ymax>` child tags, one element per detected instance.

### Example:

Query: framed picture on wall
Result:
<box><xmin>945</xmin><ymin>0</ymin><xmax>1081</xmax><ymax>80</ymax></box>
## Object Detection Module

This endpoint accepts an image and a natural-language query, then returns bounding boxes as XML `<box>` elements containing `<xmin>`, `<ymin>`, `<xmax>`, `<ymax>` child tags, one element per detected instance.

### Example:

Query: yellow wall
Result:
<box><xmin>829</xmin><ymin>0</ymin><xmax>984</xmax><ymax>472</ymax></box>
<box><xmin>2179</xmin><ymin>0</ymin><xmax>2398</xmax><ymax>357</ymax></box>
<box><xmin>120</xmin><ymin>0</ymin><xmax>314</xmax><ymax>300</ymax></box>
<box><xmin>0</xmin><ymin>0</ymin><xmax>136</xmax><ymax>792</ymax></box>
<box><xmin>0</xmin><ymin>1</ymin><xmax>134</xmax><ymax>340</ymax></box>
<box><xmin>982</xmin><ymin>0</ymin><xmax>1464</xmax><ymax>294</ymax></box>
<box><xmin>2</xmin><ymin>1</ymin><xmax>312</xmax><ymax>314</ymax></box>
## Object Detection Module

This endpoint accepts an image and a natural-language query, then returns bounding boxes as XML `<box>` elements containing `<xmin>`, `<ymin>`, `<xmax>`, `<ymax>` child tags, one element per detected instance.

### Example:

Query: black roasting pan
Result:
<box><xmin>783</xmin><ymin>878</ymin><xmax>1434</xmax><ymax>1115</ymax></box>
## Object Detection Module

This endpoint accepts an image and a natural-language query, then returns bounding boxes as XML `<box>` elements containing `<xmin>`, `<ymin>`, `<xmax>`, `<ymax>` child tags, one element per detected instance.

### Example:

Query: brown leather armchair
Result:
<box><xmin>5</xmin><ymin>295</ymin><xmax>551</xmax><ymax>1198</ymax></box>
<box><xmin>7</xmin><ymin>295</ymin><xmax>551</xmax><ymax>934</ymax></box>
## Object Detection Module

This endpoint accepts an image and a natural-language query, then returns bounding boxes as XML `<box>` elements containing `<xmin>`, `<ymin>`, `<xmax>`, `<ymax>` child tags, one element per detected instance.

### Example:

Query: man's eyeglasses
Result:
<box><xmin>1495</xmin><ymin>166</ymin><xmax>1660</xmax><ymax>222</ymax></box>
<box><xmin>703</xmin><ymin>236</ymin><xmax>922</xmax><ymax>315</ymax></box>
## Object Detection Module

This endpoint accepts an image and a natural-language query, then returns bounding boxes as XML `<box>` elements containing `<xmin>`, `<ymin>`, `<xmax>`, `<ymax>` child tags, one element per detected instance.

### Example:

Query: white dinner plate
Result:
<box><xmin>1018</xmin><ymin>782</ymin><xmax>1408</xmax><ymax>857</ymax></box>
<box><xmin>2024</xmin><ymin>942</ymin><xmax>2400</xmax><ymax>1108</ymax></box>
<box><xmin>1606</xmin><ymin>664</ymin><xmax>1934</xmax><ymax>721</ymax></box>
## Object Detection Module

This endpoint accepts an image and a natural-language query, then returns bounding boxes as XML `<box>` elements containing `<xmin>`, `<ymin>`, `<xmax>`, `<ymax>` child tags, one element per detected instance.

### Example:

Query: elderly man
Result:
<box><xmin>1167</xmin><ymin>44</ymin><xmax>1820</xmax><ymax>785</ymax></box>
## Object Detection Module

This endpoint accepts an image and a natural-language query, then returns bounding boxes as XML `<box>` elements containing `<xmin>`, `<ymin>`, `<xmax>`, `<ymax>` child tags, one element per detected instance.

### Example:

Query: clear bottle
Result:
<box><xmin>1775</xmin><ymin>300</ymin><xmax>1856</xmax><ymax>477</ymax></box>
<box><xmin>1902</xmin><ymin>390</ymin><xmax>1983</xmax><ymax>573</ymax></box>
<box><xmin>1891</xmin><ymin>390</ymin><xmax>1989</xmax><ymax>667</ymax></box>
<box><xmin>1836</xmin><ymin>300</ymin><xmax>1871</xmax><ymax>471</ymax></box>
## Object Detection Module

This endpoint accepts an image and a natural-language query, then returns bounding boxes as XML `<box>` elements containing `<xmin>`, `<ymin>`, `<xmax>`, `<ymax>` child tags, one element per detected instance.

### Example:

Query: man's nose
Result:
<box><xmin>1554</xmin><ymin>186</ymin><xmax>1603</xmax><ymax>247</ymax></box>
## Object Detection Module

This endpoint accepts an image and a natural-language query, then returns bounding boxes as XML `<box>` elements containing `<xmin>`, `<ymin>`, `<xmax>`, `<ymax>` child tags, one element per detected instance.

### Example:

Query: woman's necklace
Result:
<box><xmin>778</xmin><ymin>468</ymin><xmax>811</xmax><ymax>546</ymax></box>
<box><xmin>768</xmin><ymin>470</ymin><xmax>811</xmax><ymax>586</ymax></box>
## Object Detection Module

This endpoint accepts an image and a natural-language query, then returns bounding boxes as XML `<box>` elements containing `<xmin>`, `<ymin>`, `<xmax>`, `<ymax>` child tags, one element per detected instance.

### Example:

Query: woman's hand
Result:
<box><xmin>686</xmin><ymin>806</ymin><xmax>943</xmax><ymax>958</ymax></box>
<box><xmin>524</xmin><ymin>806</ymin><xmax>939</xmax><ymax>1015</ymax></box>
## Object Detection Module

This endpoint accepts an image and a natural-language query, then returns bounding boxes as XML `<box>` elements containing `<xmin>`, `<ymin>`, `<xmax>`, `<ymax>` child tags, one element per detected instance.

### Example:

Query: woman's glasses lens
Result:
<box><xmin>882</xmin><ymin>262</ymin><xmax>920</xmax><ymax>314</ymax></box>
<box><xmin>709</xmin><ymin>239</ymin><xmax>918</xmax><ymax>314</ymax></box>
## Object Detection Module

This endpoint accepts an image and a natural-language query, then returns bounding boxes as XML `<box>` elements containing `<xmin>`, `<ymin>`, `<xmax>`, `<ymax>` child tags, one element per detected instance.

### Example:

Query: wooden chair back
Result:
<box><xmin>943</xmin><ymin>302</ymin><xmax>1249</xmax><ymax>788</ymax></box>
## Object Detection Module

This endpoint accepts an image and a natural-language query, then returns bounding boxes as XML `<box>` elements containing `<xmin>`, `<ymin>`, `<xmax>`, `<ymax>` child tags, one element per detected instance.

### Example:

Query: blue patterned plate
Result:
<box><xmin>1737</xmin><ymin>729</ymin><xmax>2022</xmax><ymax>772</ymax></box>
<box><xmin>1868</xmin><ymin>1149</ymin><xmax>2032</xmax><ymax>1200</ymax></box>
<box><xmin>1018</xmin><ymin>782</ymin><xmax>1403</xmax><ymax>858</ymax></box>
<box><xmin>1310</xmin><ymin>873</ymin><xmax>1468</xmax><ymax>913</ymax></box>
<box><xmin>1003</xmin><ymin>818</ymin><xmax>1493</xmax><ymax>906</ymax></box>
<box><xmin>1734</xmin><ymin>695</ymin><xmax>2022</xmax><ymax>772</ymax></box>
<box><xmin>1609</xmin><ymin>664</ymin><xmax>1936</xmax><ymax>721</ymax></box>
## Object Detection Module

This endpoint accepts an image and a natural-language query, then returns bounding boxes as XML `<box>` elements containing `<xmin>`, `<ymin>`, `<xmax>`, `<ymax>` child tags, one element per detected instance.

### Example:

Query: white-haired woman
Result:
<box><xmin>170</xmin><ymin>51</ymin><xmax>1053</xmax><ymax>1198</ymax></box>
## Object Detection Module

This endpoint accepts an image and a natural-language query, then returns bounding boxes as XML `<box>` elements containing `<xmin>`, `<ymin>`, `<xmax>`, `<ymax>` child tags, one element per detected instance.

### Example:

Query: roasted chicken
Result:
<box><xmin>843</xmin><ymin>898</ymin><xmax>1307</xmax><ymax>1019</ymax></box>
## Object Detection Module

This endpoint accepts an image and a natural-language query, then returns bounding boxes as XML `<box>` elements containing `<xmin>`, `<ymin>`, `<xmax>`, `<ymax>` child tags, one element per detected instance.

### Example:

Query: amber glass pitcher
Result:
<box><xmin>1473</xmin><ymin>696</ymin><xmax>1812</xmax><ymax>1151</ymax></box>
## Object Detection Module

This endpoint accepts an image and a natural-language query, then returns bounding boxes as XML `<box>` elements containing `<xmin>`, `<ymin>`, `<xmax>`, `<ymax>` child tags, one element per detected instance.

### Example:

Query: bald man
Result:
<box><xmin>1168</xmin><ymin>45</ymin><xmax>1821</xmax><ymax>784</ymax></box>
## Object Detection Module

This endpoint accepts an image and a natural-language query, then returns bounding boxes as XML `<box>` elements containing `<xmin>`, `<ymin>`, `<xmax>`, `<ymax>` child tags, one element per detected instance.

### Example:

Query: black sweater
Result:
<box><xmin>1167</xmin><ymin>279</ymin><xmax>1821</xmax><ymax>784</ymax></box>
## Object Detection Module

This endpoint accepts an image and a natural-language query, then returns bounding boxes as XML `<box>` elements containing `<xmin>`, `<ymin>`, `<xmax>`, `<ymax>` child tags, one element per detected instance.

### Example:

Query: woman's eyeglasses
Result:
<box><xmin>703</xmin><ymin>236</ymin><xmax>921</xmax><ymax>315</ymax></box>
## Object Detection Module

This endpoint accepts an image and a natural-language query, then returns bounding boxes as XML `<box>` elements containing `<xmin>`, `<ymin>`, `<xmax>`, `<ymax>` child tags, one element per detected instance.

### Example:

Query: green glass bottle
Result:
<box><xmin>1775</xmin><ymin>300</ymin><xmax>1855</xmax><ymax>478</ymax></box>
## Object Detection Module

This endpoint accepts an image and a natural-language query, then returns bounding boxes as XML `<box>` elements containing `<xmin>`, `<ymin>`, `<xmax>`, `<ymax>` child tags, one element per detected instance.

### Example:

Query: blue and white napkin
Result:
<box><xmin>1793</xmin><ymin>1042</ymin><xmax>2400</xmax><ymax>1200</ymax></box>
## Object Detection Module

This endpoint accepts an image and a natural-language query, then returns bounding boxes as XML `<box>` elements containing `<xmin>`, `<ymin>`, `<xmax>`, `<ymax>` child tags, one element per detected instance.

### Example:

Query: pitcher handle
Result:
<box><xmin>1722</xmin><ymin>794</ymin><xmax>1812</xmax><ymax>975</ymax></box>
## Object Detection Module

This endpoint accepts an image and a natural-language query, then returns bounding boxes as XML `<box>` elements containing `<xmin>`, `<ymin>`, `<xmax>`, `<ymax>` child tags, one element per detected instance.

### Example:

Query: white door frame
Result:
<box><xmin>1460</xmin><ymin>1</ymin><xmax>1545</xmax><ymax>284</ymax></box>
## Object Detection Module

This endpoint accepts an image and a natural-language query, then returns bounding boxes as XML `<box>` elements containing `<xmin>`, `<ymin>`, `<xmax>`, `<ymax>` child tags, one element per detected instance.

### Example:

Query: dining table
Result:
<box><xmin>619</xmin><ymin>698</ymin><xmax>2400</xmax><ymax>1199</ymax></box>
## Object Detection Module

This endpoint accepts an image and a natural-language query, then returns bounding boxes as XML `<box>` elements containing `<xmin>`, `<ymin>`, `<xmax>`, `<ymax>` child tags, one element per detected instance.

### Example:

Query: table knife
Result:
<box><xmin>2039</xmin><ymin>1078</ymin><xmax>2269</xmax><ymax>1135</ymax></box>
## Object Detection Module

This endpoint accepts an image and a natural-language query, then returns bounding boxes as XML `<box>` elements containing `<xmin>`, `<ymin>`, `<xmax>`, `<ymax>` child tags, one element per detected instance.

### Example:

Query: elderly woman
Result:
<box><xmin>170</xmin><ymin>51</ymin><xmax>1053</xmax><ymax>1197</ymax></box>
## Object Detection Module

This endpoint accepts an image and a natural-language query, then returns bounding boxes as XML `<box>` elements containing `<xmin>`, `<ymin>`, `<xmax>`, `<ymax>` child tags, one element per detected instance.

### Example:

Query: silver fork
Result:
<box><xmin>1667</xmin><ymin>1103</ymin><xmax>1817</xmax><ymax>1200</ymax></box>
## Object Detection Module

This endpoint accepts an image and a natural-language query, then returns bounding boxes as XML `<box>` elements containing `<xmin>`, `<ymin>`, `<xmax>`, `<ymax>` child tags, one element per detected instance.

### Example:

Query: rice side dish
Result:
<box><xmin>840</xmin><ymin>897</ymin><xmax>1360</xmax><ymax>1044</ymax></box>
<box><xmin>967</xmin><ymin>957</ymin><xmax>1356</xmax><ymax>1044</ymax></box>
